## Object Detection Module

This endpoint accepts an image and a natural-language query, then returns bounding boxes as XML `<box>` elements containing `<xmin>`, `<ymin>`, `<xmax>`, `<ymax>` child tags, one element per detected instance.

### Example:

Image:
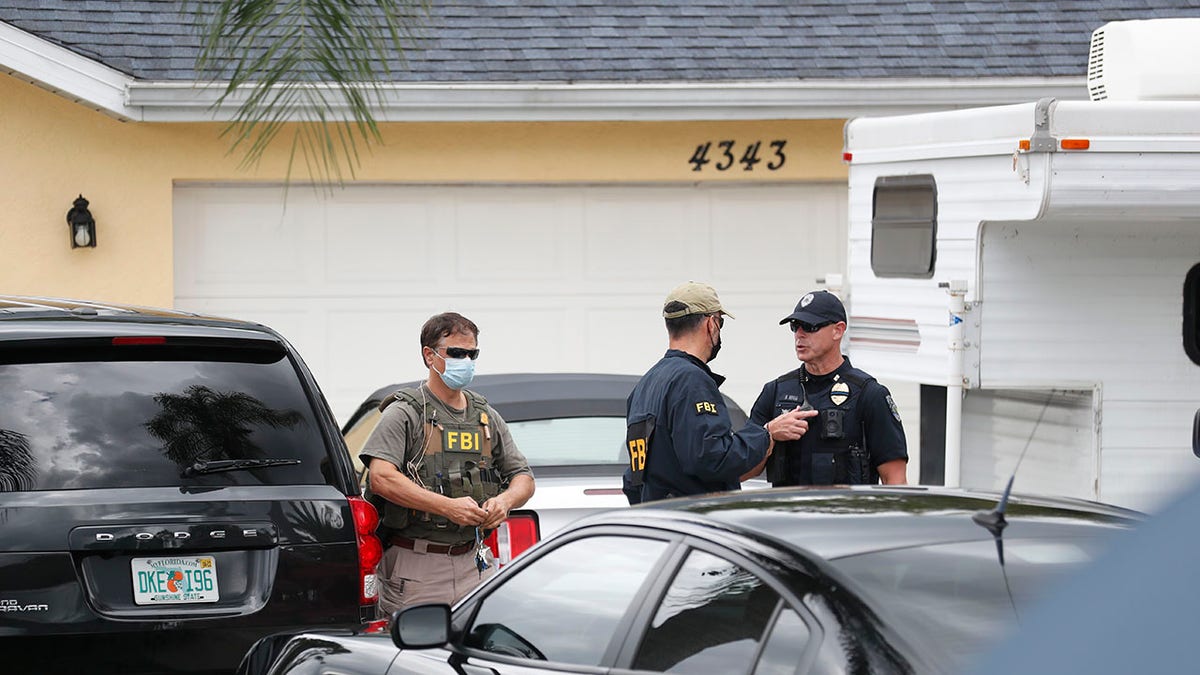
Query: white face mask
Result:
<box><xmin>433</xmin><ymin>352</ymin><xmax>476</xmax><ymax>390</ymax></box>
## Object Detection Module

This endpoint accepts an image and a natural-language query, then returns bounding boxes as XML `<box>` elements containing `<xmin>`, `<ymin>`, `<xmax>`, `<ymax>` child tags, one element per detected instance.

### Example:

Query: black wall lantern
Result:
<box><xmin>66</xmin><ymin>194</ymin><xmax>97</xmax><ymax>248</ymax></box>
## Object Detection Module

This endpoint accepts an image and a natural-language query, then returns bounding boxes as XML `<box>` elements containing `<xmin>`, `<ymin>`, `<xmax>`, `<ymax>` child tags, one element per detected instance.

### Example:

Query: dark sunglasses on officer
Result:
<box><xmin>789</xmin><ymin>319</ymin><xmax>834</xmax><ymax>334</ymax></box>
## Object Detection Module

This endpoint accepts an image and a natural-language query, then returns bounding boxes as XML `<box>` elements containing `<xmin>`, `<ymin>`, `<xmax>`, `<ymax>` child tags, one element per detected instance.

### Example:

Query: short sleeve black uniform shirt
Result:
<box><xmin>750</xmin><ymin>357</ymin><xmax>906</xmax><ymax>485</ymax></box>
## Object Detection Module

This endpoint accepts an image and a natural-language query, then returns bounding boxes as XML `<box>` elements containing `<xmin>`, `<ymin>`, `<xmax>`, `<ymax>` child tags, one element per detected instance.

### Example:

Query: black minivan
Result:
<box><xmin>0</xmin><ymin>297</ymin><xmax>382</xmax><ymax>674</ymax></box>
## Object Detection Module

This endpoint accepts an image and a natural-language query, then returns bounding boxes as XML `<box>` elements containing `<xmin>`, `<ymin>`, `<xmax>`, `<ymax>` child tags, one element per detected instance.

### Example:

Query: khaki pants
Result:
<box><xmin>376</xmin><ymin>542</ymin><xmax>497</xmax><ymax>619</ymax></box>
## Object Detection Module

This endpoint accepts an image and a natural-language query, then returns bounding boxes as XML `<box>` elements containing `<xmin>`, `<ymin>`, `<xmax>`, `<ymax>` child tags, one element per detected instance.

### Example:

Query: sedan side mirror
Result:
<box><xmin>391</xmin><ymin>603</ymin><xmax>451</xmax><ymax>650</ymax></box>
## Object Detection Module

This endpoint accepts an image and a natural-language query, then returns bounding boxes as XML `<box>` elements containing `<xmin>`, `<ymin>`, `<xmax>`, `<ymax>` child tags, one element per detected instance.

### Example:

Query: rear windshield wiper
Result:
<box><xmin>183</xmin><ymin>458</ymin><xmax>301</xmax><ymax>476</ymax></box>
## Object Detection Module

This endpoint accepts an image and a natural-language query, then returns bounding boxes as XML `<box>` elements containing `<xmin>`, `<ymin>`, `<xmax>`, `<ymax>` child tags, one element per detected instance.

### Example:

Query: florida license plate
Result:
<box><xmin>131</xmin><ymin>556</ymin><xmax>220</xmax><ymax>605</ymax></box>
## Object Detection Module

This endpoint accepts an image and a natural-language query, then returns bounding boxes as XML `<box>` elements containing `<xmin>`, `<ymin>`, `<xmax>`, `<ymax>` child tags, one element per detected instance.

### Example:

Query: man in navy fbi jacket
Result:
<box><xmin>623</xmin><ymin>282</ymin><xmax>817</xmax><ymax>505</ymax></box>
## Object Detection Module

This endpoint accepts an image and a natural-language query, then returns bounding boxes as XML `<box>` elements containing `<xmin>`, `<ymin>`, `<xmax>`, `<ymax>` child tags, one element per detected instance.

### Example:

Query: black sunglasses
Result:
<box><xmin>711</xmin><ymin>314</ymin><xmax>725</xmax><ymax>328</ymax></box>
<box><xmin>438</xmin><ymin>346</ymin><xmax>480</xmax><ymax>360</ymax></box>
<box><xmin>789</xmin><ymin>319</ymin><xmax>834</xmax><ymax>334</ymax></box>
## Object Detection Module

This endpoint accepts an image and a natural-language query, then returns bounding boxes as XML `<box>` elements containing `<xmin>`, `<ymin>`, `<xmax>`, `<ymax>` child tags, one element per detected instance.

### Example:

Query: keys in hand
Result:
<box><xmin>474</xmin><ymin>527</ymin><xmax>490</xmax><ymax>576</ymax></box>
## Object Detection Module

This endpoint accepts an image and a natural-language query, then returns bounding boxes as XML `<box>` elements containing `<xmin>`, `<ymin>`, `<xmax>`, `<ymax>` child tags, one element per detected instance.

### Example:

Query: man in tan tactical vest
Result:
<box><xmin>362</xmin><ymin>312</ymin><xmax>535</xmax><ymax>617</ymax></box>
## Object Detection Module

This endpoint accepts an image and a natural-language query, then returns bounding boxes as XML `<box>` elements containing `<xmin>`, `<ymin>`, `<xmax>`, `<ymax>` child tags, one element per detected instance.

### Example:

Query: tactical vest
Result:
<box><xmin>764</xmin><ymin>366</ymin><xmax>879</xmax><ymax>486</ymax></box>
<box><xmin>372</xmin><ymin>387</ymin><xmax>500</xmax><ymax>543</ymax></box>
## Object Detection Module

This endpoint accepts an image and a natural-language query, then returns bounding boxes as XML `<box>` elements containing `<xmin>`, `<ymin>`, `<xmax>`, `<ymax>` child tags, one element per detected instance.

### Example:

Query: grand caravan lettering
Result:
<box><xmin>0</xmin><ymin>599</ymin><xmax>49</xmax><ymax>612</ymax></box>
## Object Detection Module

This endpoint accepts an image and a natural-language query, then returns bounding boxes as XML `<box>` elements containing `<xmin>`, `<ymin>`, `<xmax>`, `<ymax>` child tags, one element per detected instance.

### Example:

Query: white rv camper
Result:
<box><xmin>842</xmin><ymin>18</ymin><xmax>1200</xmax><ymax>512</ymax></box>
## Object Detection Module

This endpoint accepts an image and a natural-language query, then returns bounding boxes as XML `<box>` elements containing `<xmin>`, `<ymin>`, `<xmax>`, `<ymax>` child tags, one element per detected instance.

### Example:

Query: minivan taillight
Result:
<box><xmin>348</xmin><ymin>496</ymin><xmax>383</xmax><ymax>605</ymax></box>
<box><xmin>484</xmin><ymin>511</ymin><xmax>539</xmax><ymax>566</ymax></box>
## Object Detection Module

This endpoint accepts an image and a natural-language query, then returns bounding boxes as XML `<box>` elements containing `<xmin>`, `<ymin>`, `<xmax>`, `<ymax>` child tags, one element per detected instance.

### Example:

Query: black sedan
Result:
<box><xmin>239</xmin><ymin>486</ymin><xmax>1140</xmax><ymax>674</ymax></box>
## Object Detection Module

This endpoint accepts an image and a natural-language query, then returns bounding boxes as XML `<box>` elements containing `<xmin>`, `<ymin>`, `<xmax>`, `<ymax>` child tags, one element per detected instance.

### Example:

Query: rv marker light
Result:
<box><xmin>842</xmin><ymin>152</ymin><xmax>852</xmax><ymax>162</ymax></box>
<box><xmin>1018</xmin><ymin>138</ymin><xmax>1090</xmax><ymax>151</ymax></box>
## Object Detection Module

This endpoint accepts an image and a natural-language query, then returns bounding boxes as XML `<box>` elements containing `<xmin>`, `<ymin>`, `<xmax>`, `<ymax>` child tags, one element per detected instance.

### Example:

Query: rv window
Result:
<box><xmin>1185</xmin><ymin>263</ymin><xmax>1200</xmax><ymax>366</ymax></box>
<box><xmin>871</xmin><ymin>175</ymin><xmax>937</xmax><ymax>278</ymax></box>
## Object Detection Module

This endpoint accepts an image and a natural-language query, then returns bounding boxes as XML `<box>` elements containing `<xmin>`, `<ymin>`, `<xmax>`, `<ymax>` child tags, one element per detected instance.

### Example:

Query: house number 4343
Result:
<box><xmin>689</xmin><ymin>140</ymin><xmax>787</xmax><ymax>172</ymax></box>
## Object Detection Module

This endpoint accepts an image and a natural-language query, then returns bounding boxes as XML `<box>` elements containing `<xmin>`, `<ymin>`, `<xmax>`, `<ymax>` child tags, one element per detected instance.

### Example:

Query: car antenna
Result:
<box><xmin>971</xmin><ymin>390</ymin><xmax>1057</xmax><ymax>617</ymax></box>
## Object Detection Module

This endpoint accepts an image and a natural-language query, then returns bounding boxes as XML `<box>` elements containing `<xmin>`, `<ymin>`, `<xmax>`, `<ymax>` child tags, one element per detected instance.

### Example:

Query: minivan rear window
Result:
<box><xmin>0</xmin><ymin>343</ymin><xmax>332</xmax><ymax>491</ymax></box>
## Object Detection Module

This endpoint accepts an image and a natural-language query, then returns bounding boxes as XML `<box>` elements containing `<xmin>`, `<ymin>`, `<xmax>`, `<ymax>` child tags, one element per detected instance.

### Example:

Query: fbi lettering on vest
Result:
<box><xmin>444</xmin><ymin>430</ymin><xmax>481</xmax><ymax>451</ymax></box>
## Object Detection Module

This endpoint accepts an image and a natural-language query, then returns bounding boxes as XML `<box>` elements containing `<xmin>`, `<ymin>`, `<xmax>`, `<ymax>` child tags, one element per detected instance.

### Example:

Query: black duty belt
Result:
<box><xmin>390</xmin><ymin>535</ymin><xmax>475</xmax><ymax>556</ymax></box>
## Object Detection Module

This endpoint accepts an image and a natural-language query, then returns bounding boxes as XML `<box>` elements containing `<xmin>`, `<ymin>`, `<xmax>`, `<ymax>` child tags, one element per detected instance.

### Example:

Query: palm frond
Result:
<box><xmin>188</xmin><ymin>0</ymin><xmax>429</xmax><ymax>188</ymax></box>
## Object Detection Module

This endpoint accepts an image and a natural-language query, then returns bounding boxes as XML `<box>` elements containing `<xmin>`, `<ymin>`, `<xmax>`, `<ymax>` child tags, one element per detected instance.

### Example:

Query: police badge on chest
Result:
<box><xmin>830</xmin><ymin>381</ymin><xmax>850</xmax><ymax>406</ymax></box>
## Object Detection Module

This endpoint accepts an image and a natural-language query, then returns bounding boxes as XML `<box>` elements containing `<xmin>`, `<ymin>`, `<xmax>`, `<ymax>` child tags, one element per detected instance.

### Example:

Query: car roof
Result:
<box><xmin>0</xmin><ymin>295</ymin><xmax>279</xmax><ymax>340</ymax></box>
<box><xmin>356</xmin><ymin>372</ymin><xmax>750</xmax><ymax>425</ymax></box>
<box><xmin>566</xmin><ymin>485</ymin><xmax>1143</xmax><ymax>560</ymax></box>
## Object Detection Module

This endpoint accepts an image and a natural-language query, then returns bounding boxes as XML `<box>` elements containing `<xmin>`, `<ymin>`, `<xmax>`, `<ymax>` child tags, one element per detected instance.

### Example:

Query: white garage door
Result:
<box><xmin>174</xmin><ymin>183</ymin><xmax>848</xmax><ymax>425</ymax></box>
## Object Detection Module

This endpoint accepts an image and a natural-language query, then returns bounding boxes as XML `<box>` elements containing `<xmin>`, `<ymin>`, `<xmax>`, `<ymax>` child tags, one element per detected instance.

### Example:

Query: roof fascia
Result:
<box><xmin>0</xmin><ymin>21</ymin><xmax>135</xmax><ymax>119</ymax></box>
<box><xmin>127</xmin><ymin>78</ymin><xmax>1087</xmax><ymax>122</ymax></box>
<box><xmin>2</xmin><ymin>20</ymin><xmax>1085</xmax><ymax>122</ymax></box>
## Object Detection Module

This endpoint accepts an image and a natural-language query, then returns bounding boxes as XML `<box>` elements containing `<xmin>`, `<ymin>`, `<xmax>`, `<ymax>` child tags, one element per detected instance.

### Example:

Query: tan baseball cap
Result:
<box><xmin>662</xmin><ymin>281</ymin><xmax>735</xmax><ymax>319</ymax></box>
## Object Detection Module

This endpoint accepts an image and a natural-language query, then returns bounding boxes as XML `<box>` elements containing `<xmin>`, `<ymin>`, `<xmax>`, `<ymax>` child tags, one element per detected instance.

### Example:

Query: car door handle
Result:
<box><xmin>460</xmin><ymin>665</ymin><xmax>499</xmax><ymax>675</ymax></box>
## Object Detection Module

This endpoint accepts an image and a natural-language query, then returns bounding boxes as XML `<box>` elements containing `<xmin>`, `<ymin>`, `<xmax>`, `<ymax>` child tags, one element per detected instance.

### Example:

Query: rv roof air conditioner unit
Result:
<box><xmin>1087</xmin><ymin>18</ymin><xmax>1200</xmax><ymax>101</ymax></box>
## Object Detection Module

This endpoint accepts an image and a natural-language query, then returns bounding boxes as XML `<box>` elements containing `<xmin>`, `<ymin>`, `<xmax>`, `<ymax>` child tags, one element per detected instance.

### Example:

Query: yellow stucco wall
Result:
<box><xmin>1</xmin><ymin>73</ymin><xmax>847</xmax><ymax>306</ymax></box>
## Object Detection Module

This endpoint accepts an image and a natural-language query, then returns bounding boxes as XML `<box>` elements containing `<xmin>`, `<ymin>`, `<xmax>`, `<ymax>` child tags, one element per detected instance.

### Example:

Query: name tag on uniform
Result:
<box><xmin>695</xmin><ymin>401</ymin><xmax>719</xmax><ymax>415</ymax></box>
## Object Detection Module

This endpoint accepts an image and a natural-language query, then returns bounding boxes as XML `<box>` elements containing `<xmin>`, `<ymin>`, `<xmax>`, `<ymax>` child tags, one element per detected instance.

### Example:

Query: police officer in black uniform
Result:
<box><xmin>751</xmin><ymin>290</ymin><xmax>908</xmax><ymax>486</ymax></box>
<box><xmin>623</xmin><ymin>282</ymin><xmax>816</xmax><ymax>504</ymax></box>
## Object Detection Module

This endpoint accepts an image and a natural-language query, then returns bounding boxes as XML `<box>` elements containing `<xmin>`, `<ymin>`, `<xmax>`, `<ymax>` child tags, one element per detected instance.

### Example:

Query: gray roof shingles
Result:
<box><xmin>1</xmin><ymin>0</ymin><xmax>1200</xmax><ymax>82</ymax></box>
